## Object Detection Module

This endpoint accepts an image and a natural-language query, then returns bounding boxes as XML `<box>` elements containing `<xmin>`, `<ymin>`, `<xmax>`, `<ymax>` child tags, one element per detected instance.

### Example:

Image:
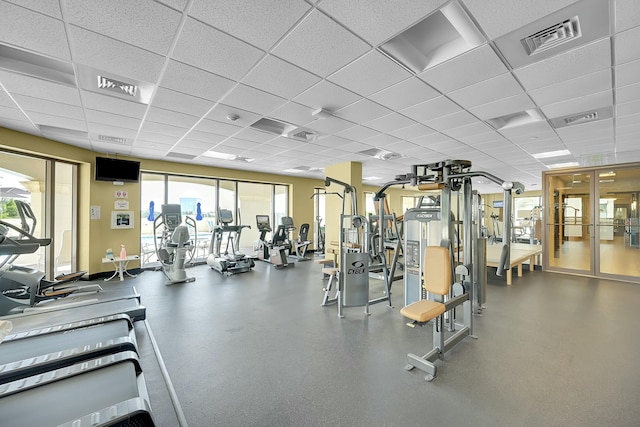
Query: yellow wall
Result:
<box><xmin>1</xmin><ymin>127</ymin><xmax>323</xmax><ymax>276</ymax></box>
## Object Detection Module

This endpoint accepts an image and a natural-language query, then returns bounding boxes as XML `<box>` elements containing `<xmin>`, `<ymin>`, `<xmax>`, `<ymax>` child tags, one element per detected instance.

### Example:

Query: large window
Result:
<box><xmin>140</xmin><ymin>173</ymin><xmax>288</xmax><ymax>265</ymax></box>
<box><xmin>0</xmin><ymin>150</ymin><xmax>76</xmax><ymax>279</ymax></box>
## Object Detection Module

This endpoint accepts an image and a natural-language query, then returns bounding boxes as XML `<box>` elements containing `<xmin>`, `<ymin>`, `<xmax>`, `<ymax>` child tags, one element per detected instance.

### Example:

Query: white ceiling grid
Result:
<box><xmin>0</xmin><ymin>0</ymin><xmax>638</xmax><ymax>193</ymax></box>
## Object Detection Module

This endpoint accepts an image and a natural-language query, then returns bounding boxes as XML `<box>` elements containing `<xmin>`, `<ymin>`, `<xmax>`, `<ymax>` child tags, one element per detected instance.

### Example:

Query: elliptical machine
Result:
<box><xmin>153</xmin><ymin>204</ymin><xmax>196</xmax><ymax>285</ymax></box>
<box><xmin>207</xmin><ymin>209</ymin><xmax>255</xmax><ymax>275</ymax></box>
<box><xmin>0</xmin><ymin>219</ymin><xmax>99</xmax><ymax>315</ymax></box>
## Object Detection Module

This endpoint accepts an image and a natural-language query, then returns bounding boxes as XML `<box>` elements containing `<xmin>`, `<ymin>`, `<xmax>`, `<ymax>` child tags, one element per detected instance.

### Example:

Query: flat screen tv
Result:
<box><xmin>492</xmin><ymin>200</ymin><xmax>504</xmax><ymax>208</ymax></box>
<box><xmin>94</xmin><ymin>156</ymin><xmax>140</xmax><ymax>183</ymax></box>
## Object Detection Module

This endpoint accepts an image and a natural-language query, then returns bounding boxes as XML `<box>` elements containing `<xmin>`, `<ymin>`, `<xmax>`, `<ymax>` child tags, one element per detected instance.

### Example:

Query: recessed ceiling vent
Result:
<box><xmin>522</xmin><ymin>17</ymin><xmax>581</xmax><ymax>56</ymax></box>
<box><xmin>97</xmin><ymin>75</ymin><xmax>137</xmax><ymax>97</ymax></box>
<box><xmin>357</xmin><ymin>148</ymin><xmax>402</xmax><ymax>161</ymax></box>
<box><xmin>250</xmin><ymin>117</ymin><xmax>318</xmax><ymax>142</ymax></box>
<box><xmin>98</xmin><ymin>134</ymin><xmax>127</xmax><ymax>144</ymax></box>
<box><xmin>550</xmin><ymin>106</ymin><xmax>612</xmax><ymax>129</ymax></box>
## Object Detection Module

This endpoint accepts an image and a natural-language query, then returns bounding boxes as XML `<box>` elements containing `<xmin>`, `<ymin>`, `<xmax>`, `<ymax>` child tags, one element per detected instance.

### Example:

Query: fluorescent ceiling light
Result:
<box><xmin>547</xmin><ymin>162</ymin><xmax>579</xmax><ymax>169</ymax></box>
<box><xmin>378</xmin><ymin>1</ymin><xmax>483</xmax><ymax>73</ymax></box>
<box><xmin>532</xmin><ymin>149</ymin><xmax>571</xmax><ymax>159</ymax></box>
<box><xmin>284</xmin><ymin>166</ymin><xmax>323</xmax><ymax>173</ymax></box>
<box><xmin>363</xmin><ymin>176</ymin><xmax>382</xmax><ymax>181</ymax></box>
<box><xmin>202</xmin><ymin>151</ymin><xmax>236</xmax><ymax>160</ymax></box>
<box><xmin>0</xmin><ymin>43</ymin><xmax>75</xmax><ymax>86</ymax></box>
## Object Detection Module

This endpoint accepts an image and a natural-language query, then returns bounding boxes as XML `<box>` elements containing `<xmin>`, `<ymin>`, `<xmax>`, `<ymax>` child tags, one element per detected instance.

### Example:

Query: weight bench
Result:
<box><xmin>400</xmin><ymin>246</ymin><xmax>473</xmax><ymax>381</ymax></box>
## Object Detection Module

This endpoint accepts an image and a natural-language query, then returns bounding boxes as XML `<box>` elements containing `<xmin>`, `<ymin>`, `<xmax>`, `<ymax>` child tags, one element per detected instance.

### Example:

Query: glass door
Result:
<box><xmin>596</xmin><ymin>167</ymin><xmax>640</xmax><ymax>280</ymax></box>
<box><xmin>544</xmin><ymin>171</ymin><xmax>594</xmax><ymax>274</ymax></box>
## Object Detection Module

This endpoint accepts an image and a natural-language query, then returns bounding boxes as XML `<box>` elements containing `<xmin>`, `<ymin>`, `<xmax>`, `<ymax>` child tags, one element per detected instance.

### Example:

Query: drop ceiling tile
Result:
<box><xmin>69</xmin><ymin>25</ymin><xmax>165</xmax><ymax>83</ymax></box>
<box><xmin>400</xmin><ymin>96</ymin><xmax>460</xmax><ymax>122</ymax></box>
<box><xmin>191</xmin><ymin>119</ymin><xmax>240</xmax><ymax>137</ymax></box>
<box><xmin>368</xmin><ymin>77</ymin><xmax>439</xmax><ymax>111</ymax></box>
<box><xmin>469</xmin><ymin>93</ymin><xmax>536</xmax><ymax>121</ymax></box>
<box><xmin>214</xmin><ymin>84</ymin><xmax>287</xmax><ymax>116</ymax></box>
<box><xmin>616</xmin><ymin>113</ymin><xmax>640</xmax><ymax>129</ymax></box>
<box><xmin>409</xmin><ymin>132</ymin><xmax>450</xmax><ymax>146</ymax></box>
<box><xmin>514</xmin><ymin>39</ymin><xmax>611</xmax><ymax>91</ymax></box>
<box><xmin>161</xmin><ymin>60</ymin><xmax>236</xmax><ymax>101</ymax></box>
<box><xmin>233</xmin><ymin>128</ymin><xmax>279</xmax><ymax>143</ymax></box>
<box><xmin>424</xmin><ymin>110</ymin><xmax>477</xmax><ymax>132</ymax></box>
<box><xmin>443</xmin><ymin>121</ymin><xmax>493</xmax><ymax>139</ymax></box>
<box><xmin>152</xmin><ymin>87</ymin><xmax>214</xmax><ymax>117</ymax></box>
<box><xmin>269</xmin><ymin>102</ymin><xmax>315</xmax><ymax>127</ymax></box>
<box><xmin>388</xmin><ymin>123</ymin><xmax>435</xmax><ymax>140</ymax></box>
<box><xmin>272</xmin><ymin>10</ymin><xmax>370</xmax><ymax>77</ymax></box>
<box><xmin>616</xmin><ymin>59</ymin><xmax>640</xmax><ymax>88</ymax></box>
<box><xmin>448</xmin><ymin>73</ymin><xmax>525</xmax><ymax>109</ymax></box>
<box><xmin>528</xmin><ymin>69</ymin><xmax>612</xmax><ymax>106</ymax></box>
<box><xmin>457</xmin><ymin>131</ymin><xmax>507</xmax><ymax>146</ymax></box>
<box><xmin>418</xmin><ymin>44</ymin><xmax>508</xmax><ymax>93</ymax></box>
<box><xmin>363</xmin><ymin>113</ymin><xmax>415</xmax><ymax>133</ymax></box>
<box><xmin>189</xmin><ymin>0</ymin><xmax>311</xmax><ymax>51</ymax></box>
<box><xmin>361</xmin><ymin>133</ymin><xmax>402</xmax><ymax>146</ymax></box>
<box><xmin>0</xmin><ymin>71</ymin><xmax>80</xmax><ymax>105</ymax></box>
<box><xmin>616</xmin><ymin>82</ymin><xmax>640</xmax><ymax>104</ymax></box>
<box><xmin>307</xmin><ymin>115</ymin><xmax>356</xmax><ymax>134</ymax></box>
<box><xmin>137</xmin><ymin>131</ymin><xmax>180</xmax><ymax>145</ymax></box>
<box><xmin>0</xmin><ymin>2</ymin><xmax>70</xmax><ymax>60</ymax></box>
<box><xmin>80</xmin><ymin>91</ymin><xmax>147</xmax><ymax>119</ymax></box>
<box><xmin>85</xmin><ymin>109</ymin><xmax>141</xmax><ymax>130</ymax></box>
<box><xmin>140</xmin><ymin>120</ymin><xmax>189</xmax><ymax>138</ymax></box>
<box><xmin>173</xmin><ymin>18</ymin><xmax>264</xmax><ymax>81</ymax></box>
<box><xmin>293</xmin><ymin>80</ymin><xmax>360</xmax><ymax>112</ymax></box>
<box><xmin>12</xmin><ymin>95</ymin><xmax>83</xmax><ymax>120</ymax></box>
<box><xmin>335</xmin><ymin>125</ymin><xmax>379</xmax><ymax>141</ymax></box>
<box><xmin>66</xmin><ymin>0</ymin><xmax>181</xmax><ymax>55</ymax></box>
<box><xmin>615</xmin><ymin>122</ymin><xmax>640</xmax><ymax>136</ymax></box>
<box><xmin>617</xmin><ymin>100</ymin><xmax>640</xmax><ymax>117</ymax></box>
<box><xmin>615</xmin><ymin>0</ymin><xmax>640</xmax><ymax>32</ymax></box>
<box><xmin>541</xmin><ymin>90</ymin><xmax>613</xmax><ymax>119</ymax></box>
<box><xmin>464</xmin><ymin>0</ymin><xmax>577</xmax><ymax>39</ymax></box>
<box><xmin>615</xmin><ymin>26</ymin><xmax>640</xmax><ymax>65</ymax></box>
<box><xmin>4</xmin><ymin>0</ymin><xmax>62</xmax><ymax>18</ymax></box>
<box><xmin>335</xmin><ymin>99</ymin><xmax>392</xmax><ymax>123</ymax></box>
<box><xmin>145</xmin><ymin>106</ymin><xmax>200</xmax><ymax>129</ymax></box>
<box><xmin>242</xmin><ymin>55</ymin><xmax>321</xmax><ymax>100</ymax></box>
<box><xmin>204</xmin><ymin>105</ymin><xmax>261</xmax><ymax>129</ymax></box>
<box><xmin>183</xmin><ymin>130</ymin><xmax>227</xmax><ymax>145</ymax></box>
<box><xmin>0</xmin><ymin>105</ymin><xmax>29</xmax><ymax>122</ymax></box>
<box><xmin>174</xmin><ymin>139</ymin><xmax>216</xmax><ymax>151</ymax></box>
<box><xmin>328</xmin><ymin>51</ymin><xmax>411</xmax><ymax>97</ymax></box>
<box><xmin>319</xmin><ymin>0</ymin><xmax>446</xmax><ymax>45</ymax></box>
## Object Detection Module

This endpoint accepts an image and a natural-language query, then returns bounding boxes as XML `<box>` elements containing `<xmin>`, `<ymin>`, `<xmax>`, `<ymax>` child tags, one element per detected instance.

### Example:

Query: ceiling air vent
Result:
<box><xmin>549</xmin><ymin>106</ymin><xmax>612</xmax><ymax>129</ymax></box>
<box><xmin>250</xmin><ymin>117</ymin><xmax>318</xmax><ymax>142</ymax></box>
<box><xmin>357</xmin><ymin>148</ymin><xmax>402</xmax><ymax>161</ymax></box>
<box><xmin>97</xmin><ymin>75</ymin><xmax>137</xmax><ymax>97</ymax></box>
<box><xmin>98</xmin><ymin>134</ymin><xmax>127</xmax><ymax>144</ymax></box>
<box><xmin>521</xmin><ymin>17</ymin><xmax>581</xmax><ymax>56</ymax></box>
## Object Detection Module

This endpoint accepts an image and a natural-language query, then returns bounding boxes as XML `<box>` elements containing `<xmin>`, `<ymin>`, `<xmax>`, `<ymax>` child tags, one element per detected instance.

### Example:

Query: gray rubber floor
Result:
<box><xmin>129</xmin><ymin>257</ymin><xmax>640</xmax><ymax>427</ymax></box>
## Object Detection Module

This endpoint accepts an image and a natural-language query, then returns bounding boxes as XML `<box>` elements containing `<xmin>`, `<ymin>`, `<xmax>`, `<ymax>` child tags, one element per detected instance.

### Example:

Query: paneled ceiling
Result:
<box><xmin>0</xmin><ymin>0</ymin><xmax>638</xmax><ymax>193</ymax></box>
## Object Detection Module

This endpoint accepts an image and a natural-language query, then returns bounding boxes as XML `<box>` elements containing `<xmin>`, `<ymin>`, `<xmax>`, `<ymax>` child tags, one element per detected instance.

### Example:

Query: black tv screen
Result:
<box><xmin>94</xmin><ymin>157</ymin><xmax>140</xmax><ymax>183</ymax></box>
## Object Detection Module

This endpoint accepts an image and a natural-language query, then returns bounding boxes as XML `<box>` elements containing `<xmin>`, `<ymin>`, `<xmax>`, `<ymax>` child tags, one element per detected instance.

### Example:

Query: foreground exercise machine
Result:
<box><xmin>207</xmin><ymin>209</ymin><xmax>255</xmax><ymax>275</ymax></box>
<box><xmin>153</xmin><ymin>204</ymin><xmax>196</xmax><ymax>285</ymax></box>
<box><xmin>397</xmin><ymin>159</ymin><xmax>523</xmax><ymax>380</ymax></box>
<box><xmin>255</xmin><ymin>215</ymin><xmax>293</xmax><ymax>268</ymax></box>
<box><xmin>0</xmin><ymin>220</ymin><xmax>100</xmax><ymax>316</ymax></box>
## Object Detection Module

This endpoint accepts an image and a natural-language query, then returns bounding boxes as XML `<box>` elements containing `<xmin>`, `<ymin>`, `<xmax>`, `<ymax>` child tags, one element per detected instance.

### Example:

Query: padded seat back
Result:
<box><xmin>423</xmin><ymin>246</ymin><xmax>451</xmax><ymax>296</ymax></box>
